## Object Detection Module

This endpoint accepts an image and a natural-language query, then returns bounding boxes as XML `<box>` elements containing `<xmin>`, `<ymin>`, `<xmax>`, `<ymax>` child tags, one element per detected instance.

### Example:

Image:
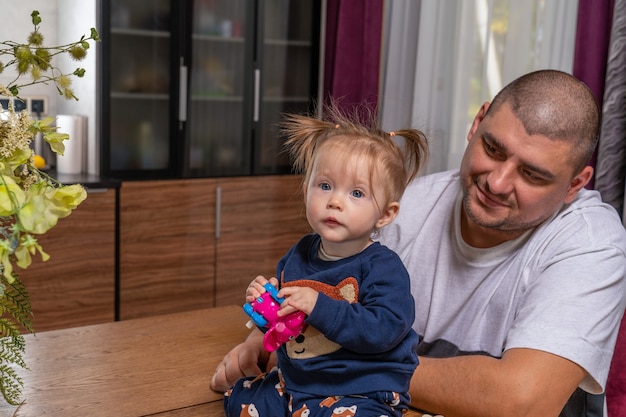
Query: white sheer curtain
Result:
<box><xmin>380</xmin><ymin>0</ymin><xmax>579</xmax><ymax>174</ymax></box>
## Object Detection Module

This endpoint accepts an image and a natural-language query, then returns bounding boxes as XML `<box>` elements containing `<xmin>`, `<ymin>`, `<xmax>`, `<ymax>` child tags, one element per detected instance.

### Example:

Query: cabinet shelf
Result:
<box><xmin>111</xmin><ymin>28</ymin><xmax>170</xmax><ymax>38</ymax></box>
<box><xmin>190</xmin><ymin>95</ymin><xmax>244</xmax><ymax>102</ymax></box>
<box><xmin>192</xmin><ymin>34</ymin><xmax>245</xmax><ymax>44</ymax></box>
<box><xmin>189</xmin><ymin>36</ymin><xmax>311</xmax><ymax>48</ymax></box>
<box><xmin>111</xmin><ymin>92</ymin><xmax>170</xmax><ymax>100</ymax></box>
<box><xmin>262</xmin><ymin>96</ymin><xmax>311</xmax><ymax>103</ymax></box>
<box><xmin>265</xmin><ymin>39</ymin><xmax>312</xmax><ymax>47</ymax></box>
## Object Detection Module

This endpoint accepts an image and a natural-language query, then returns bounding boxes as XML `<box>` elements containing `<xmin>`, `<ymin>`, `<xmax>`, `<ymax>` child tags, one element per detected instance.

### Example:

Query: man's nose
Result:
<box><xmin>486</xmin><ymin>162</ymin><xmax>515</xmax><ymax>195</ymax></box>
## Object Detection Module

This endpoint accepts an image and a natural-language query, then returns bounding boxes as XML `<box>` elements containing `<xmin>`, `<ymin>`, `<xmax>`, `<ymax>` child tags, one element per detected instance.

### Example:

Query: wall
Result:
<box><xmin>0</xmin><ymin>2</ymin><xmax>59</xmax><ymax>115</ymax></box>
<box><xmin>57</xmin><ymin>0</ymin><xmax>98</xmax><ymax>174</ymax></box>
<box><xmin>0</xmin><ymin>1</ymin><xmax>98</xmax><ymax>174</ymax></box>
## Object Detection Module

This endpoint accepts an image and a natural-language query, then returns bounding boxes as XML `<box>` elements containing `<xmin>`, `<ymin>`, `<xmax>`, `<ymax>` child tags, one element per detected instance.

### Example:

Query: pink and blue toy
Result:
<box><xmin>243</xmin><ymin>283</ymin><xmax>306</xmax><ymax>352</ymax></box>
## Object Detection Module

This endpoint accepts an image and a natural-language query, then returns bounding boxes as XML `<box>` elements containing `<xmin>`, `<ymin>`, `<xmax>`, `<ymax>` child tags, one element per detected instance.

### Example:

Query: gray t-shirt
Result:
<box><xmin>379</xmin><ymin>170</ymin><xmax>626</xmax><ymax>415</ymax></box>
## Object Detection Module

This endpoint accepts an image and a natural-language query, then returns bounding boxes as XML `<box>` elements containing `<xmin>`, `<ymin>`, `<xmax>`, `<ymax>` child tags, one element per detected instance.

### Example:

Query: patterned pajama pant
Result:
<box><xmin>223</xmin><ymin>368</ymin><xmax>411</xmax><ymax>417</ymax></box>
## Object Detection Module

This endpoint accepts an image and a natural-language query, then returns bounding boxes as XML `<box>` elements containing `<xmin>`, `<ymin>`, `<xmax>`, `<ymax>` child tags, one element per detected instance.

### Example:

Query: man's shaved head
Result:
<box><xmin>487</xmin><ymin>70</ymin><xmax>600</xmax><ymax>173</ymax></box>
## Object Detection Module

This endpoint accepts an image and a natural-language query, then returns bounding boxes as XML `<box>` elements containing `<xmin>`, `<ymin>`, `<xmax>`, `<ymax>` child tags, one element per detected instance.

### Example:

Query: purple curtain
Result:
<box><xmin>324</xmin><ymin>0</ymin><xmax>383</xmax><ymax>114</ymax></box>
<box><xmin>594</xmin><ymin>0</ymin><xmax>626</xmax><ymax>414</ymax></box>
<box><xmin>596</xmin><ymin>6</ymin><xmax>626</xmax><ymax>219</ymax></box>
<box><xmin>572</xmin><ymin>0</ymin><xmax>614</xmax><ymax>189</ymax></box>
<box><xmin>575</xmin><ymin>1</ymin><xmax>626</xmax><ymax>415</ymax></box>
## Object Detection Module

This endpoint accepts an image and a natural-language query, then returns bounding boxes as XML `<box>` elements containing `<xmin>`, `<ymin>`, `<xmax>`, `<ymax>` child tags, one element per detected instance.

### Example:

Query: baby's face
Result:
<box><xmin>304</xmin><ymin>141</ymin><xmax>389</xmax><ymax>257</ymax></box>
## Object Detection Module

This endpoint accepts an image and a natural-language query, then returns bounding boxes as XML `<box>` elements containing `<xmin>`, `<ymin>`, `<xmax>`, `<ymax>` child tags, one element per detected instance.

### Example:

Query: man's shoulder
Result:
<box><xmin>535</xmin><ymin>188</ymin><xmax>626</xmax><ymax>252</ymax></box>
<box><xmin>402</xmin><ymin>169</ymin><xmax>460</xmax><ymax>202</ymax></box>
<box><xmin>382</xmin><ymin>170</ymin><xmax>460</xmax><ymax>249</ymax></box>
<box><xmin>409</xmin><ymin>169</ymin><xmax>459</xmax><ymax>187</ymax></box>
<box><xmin>562</xmin><ymin>189</ymin><xmax>625</xmax><ymax>236</ymax></box>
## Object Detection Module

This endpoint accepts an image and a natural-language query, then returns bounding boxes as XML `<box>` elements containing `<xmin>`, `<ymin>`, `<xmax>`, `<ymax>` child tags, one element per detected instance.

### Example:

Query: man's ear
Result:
<box><xmin>376</xmin><ymin>202</ymin><xmax>400</xmax><ymax>229</ymax></box>
<box><xmin>467</xmin><ymin>101</ymin><xmax>491</xmax><ymax>142</ymax></box>
<box><xmin>564</xmin><ymin>166</ymin><xmax>593</xmax><ymax>203</ymax></box>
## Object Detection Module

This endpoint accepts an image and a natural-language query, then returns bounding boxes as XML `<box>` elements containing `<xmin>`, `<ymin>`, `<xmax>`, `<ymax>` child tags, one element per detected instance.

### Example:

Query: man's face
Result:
<box><xmin>458</xmin><ymin>102</ymin><xmax>590</xmax><ymax>247</ymax></box>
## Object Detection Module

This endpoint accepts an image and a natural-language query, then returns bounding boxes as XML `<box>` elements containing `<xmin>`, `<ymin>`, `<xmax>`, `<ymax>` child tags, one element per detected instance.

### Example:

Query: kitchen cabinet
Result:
<box><xmin>118</xmin><ymin>175</ymin><xmax>310</xmax><ymax>318</ymax></box>
<box><xmin>119</xmin><ymin>179</ymin><xmax>216</xmax><ymax>319</ymax></box>
<box><xmin>100</xmin><ymin>0</ymin><xmax>322</xmax><ymax>179</ymax></box>
<box><xmin>21</xmin><ymin>175</ymin><xmax>310</xmax><ymax>326</ymax></box>
<box><xmin>20</xmin><ymin>187</ymin><xmax>117</xmax><ymax>332</ymax></box>
<box><xmin>215</xmin><ymin>175</ymin><xmax>311</xmax><ymax>305</ymax></box>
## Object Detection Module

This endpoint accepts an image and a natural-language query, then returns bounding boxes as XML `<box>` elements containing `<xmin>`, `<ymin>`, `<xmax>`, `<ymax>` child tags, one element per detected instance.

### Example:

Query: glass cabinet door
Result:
<box><xmin>106</xmin><ymin>0</ymin><xmax>175</xmax><ymax>176</ymax></box>
<box><xmin>255</xmin><ymin>0</ymin><xmax>320</xmax><ymax>175</ymax></box>
<box><xmin>101</xmin><ymin>0</ymin><xmax>320</xmax><ymax>179</ymax></box>
<box><xmin>186</xmin><ymin>0</ymin><xmax>249</xmax><ymax>177</ymax></box>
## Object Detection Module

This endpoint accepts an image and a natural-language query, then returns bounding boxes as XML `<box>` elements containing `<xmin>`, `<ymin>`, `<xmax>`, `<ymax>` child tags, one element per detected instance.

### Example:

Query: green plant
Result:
<box><xmin>0</xmin><ymin>10</ymin><xmax>100</xmax><ymax>406</ymax></box>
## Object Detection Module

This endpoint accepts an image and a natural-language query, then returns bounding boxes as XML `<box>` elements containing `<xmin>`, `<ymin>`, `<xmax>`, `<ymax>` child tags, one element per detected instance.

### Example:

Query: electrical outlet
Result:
<box><xmin>0</xmin><ymin>96</ymin><xmax>48</xmax><ymax>115</ymax></box>
<box><xmin>30</xmin><ymin>97</ymin><xmax>47</xmax><ymax>115</ymax></box>
<box><xmin>0</xmin><ymin>98</ymin><xmax>27</xmax><ymax>112</ymax></box>
<box><xmin>13</xmin><ymin>98</ymin><xmax>27</xmax><ymax>112</ymax></box>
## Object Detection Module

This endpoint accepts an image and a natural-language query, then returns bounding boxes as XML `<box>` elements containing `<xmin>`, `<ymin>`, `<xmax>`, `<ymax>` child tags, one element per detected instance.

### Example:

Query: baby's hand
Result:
<box><xmin>245</xmin><ymin>275</ymin><xmax>279</xmax><ymax>303</ymax></box>
<box><xmin>277</xmin><ymin>286</ymin><xmax>318</xmax><ymax>316</ymax></box>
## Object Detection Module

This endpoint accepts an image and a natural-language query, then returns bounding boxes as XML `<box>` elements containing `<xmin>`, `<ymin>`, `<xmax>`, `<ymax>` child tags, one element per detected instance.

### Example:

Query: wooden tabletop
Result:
<box><xmin>0</xmin><ymin>306</ymin><xmax>250</xmax><ymax>417</ymax></box>
<box><xmin>0</xmin><ymin>305</ymin><xmax>424</xmax><ymax>417</ymax></box>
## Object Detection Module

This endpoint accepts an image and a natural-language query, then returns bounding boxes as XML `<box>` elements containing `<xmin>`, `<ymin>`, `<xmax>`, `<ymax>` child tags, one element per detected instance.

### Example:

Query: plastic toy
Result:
<box><xmin>243</xmin><ymin>283</ymin><xmax>306</xmax><ymax>352</ymax></box>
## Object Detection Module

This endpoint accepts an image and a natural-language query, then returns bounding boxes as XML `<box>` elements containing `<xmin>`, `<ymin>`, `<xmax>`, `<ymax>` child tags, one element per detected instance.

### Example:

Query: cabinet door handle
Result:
<box><xmin>215</xmin><ymin>186</ymin><xmax>221</xmax><ymax>240</ymax></box>
<box><xmin>179</xmin><ymin>57</ymin><xmax>188</xmax><ymax>122</ymax></box>
<box><xmin>253</xmin><ymin>69</ymin><xmax>260</xmax><ymax>122</ymax></box>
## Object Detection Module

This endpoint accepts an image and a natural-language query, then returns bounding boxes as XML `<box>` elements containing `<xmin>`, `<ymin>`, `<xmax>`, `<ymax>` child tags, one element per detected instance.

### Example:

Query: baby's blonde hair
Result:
<box><xmin>281</xmin><ymin>103</ymin><xmax>428</xmax><ymax>208</ymax></box>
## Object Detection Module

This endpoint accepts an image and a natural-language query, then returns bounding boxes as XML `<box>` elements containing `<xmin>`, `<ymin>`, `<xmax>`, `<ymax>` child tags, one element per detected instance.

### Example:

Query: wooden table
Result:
<box><xmin>0</xmin><ymin>306</ymin><xmax>424</xmax><ymax>417</ymax></box>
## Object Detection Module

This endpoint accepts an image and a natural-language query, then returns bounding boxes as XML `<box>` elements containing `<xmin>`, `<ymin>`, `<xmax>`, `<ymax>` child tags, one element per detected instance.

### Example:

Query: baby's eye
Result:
<box><xmin>320</xmin><ymin>182</ymin><xmax>331</xmax><ymax>191</ymax></box>
<box><xmin>351</xmin><ymin>190</ymin><xmax>363</xmax><ymax>198</ymax></box>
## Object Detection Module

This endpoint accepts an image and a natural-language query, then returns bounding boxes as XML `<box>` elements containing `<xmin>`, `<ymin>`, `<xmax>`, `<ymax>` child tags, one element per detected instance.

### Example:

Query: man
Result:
<box><xmin>211</xmin><ymin>70</ymin><xmax>626</xmax><ymax>417</ymax></box>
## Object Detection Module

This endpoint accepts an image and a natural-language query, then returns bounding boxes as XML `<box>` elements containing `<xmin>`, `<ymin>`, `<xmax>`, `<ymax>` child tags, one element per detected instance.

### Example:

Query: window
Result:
<box><xmin>380</xmin><ymin>0</ymin><xmax>579</xmax><ymax>174</ymax></box>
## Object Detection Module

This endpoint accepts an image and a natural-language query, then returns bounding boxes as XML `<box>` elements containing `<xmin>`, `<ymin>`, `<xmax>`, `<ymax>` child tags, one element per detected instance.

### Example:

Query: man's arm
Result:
<box><xmin>410</xmin><ymin>348</ymin><xmax>587</xmax><ymax>417</ymax></box>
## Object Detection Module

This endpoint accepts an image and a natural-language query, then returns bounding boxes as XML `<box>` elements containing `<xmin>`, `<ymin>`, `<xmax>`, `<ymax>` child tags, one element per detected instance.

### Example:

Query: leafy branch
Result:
<box><xmin>0</xmin><ymin>275</ymin><xmax>30</xmax><ymax>406</ymax></box>
<box><xmin>0</xmin><ymin>10</ymin><xmax>100</xmax><ymax>99</ymax></box>
<box><xmin>0</xmin><ymin>9</ymin><xmax>100</xmax><ymax>407</ymax></box>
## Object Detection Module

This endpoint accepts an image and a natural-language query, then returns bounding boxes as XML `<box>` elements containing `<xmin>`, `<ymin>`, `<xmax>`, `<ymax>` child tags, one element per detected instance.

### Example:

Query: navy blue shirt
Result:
<box><xmin>275</xmin><ymin>234</ymin><xmax>419</xmax><ymax>397</ymax></box>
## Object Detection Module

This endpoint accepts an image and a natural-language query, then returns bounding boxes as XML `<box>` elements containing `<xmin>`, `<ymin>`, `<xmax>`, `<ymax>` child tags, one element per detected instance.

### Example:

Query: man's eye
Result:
<box><xmin>320</xmin><ymin>183</ymin><xmax>331</xmax><ymax>191</ymax></box>
<box><xmin>351</xmin><ymin>190</ymin><xmax>363</xmax><ymax>198</ymax></box>
<box><xmin>522</xmin><ymin>169</ymin><xmax>543</xmax><ymax>183</ymax></box>
<box><xmin>483</xmin><ymin>140</ymin><xmax>504</xmax><ymax>159</ymax></box>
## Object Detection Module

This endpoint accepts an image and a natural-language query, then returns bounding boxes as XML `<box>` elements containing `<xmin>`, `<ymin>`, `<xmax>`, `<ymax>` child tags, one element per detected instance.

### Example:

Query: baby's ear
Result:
<box><xmin>376</xmin><ymin>202</ymin><xmax>399</xmax><ymax>229</ymax></box>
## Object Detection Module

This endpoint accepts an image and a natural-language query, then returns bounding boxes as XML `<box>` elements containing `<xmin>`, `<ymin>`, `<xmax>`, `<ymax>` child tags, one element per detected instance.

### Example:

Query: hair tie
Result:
<box><xmin>389</xmin><ymin>131</ymin><xmax>396</xmax><ymax>137</ymax></box>
<box><xmin>335</xmin><ymin>124</ymin><xmax>340</xmax><ymax>129</ymax></box>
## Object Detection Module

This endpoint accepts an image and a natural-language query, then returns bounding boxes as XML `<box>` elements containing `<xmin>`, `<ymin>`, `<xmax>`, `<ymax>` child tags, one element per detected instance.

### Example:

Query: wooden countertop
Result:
<box><xmin>0</xmin><ymin>306</ymin><xmax>424</xmax><ymax>417</ymax></box>
<box><xmin>49</xmin><ymin>171</ymin><xmax>121</xmax><ymax>189</ymax></box>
